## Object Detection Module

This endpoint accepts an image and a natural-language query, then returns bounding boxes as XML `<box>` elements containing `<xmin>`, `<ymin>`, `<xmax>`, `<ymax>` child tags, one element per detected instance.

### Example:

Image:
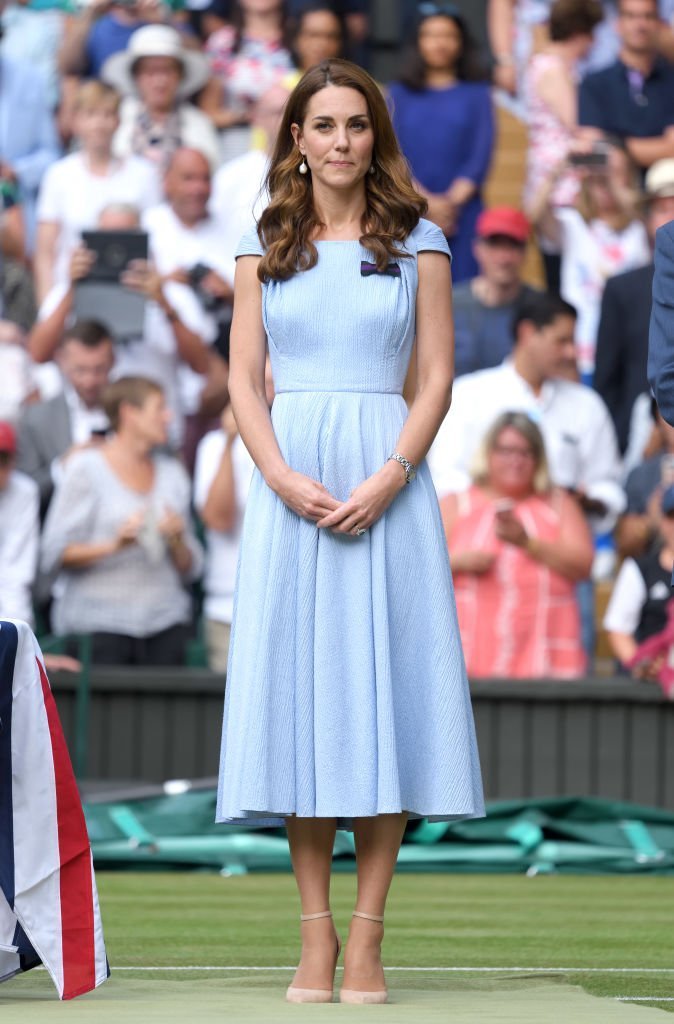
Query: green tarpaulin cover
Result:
<box><xmin>83</xmin><ymin>793</ymin><xmax>674</xmax><ymax>874</ymax></box>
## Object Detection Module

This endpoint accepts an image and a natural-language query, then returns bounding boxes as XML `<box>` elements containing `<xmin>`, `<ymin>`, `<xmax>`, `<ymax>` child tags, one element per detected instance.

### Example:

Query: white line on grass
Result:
<box><xmin>616</xmin><ymin>998</ymin><xmax>674</xmax><ymax>1003</ymax></box>
<box><xmin>108</xmin><ymin>966</ymin><xmax>674</xmax><ymax>974</ymax></box>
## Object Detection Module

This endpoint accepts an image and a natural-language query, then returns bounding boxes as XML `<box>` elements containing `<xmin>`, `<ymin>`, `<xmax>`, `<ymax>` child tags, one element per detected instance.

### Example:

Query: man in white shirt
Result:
<box><xmin>141</xmin><ymin>146</ymin><xmax>234</xmax><ymax>437</ymax></box>
<box><xmin>210</xmin><ymin>82</ymin><xmax>290</xmax><ymax>282</ymax></box>
<box><xmin>429</xmin><ymin>290</ymin><xmax>626</xmax><ymax>534</ymax></box>
<box><xmin>27</xmin><ymin>200</ymin><xmax>214</xmax><ymax>448</ymax></box>
<box><xmin>0</xmin><ymin>421</ymin><xmax>39</xmax><ymax>625</ymax></box>
<box><xmin>17</xmin><ymin>320</ymin><xmax>113</xmax><ymax>516</ymax></box>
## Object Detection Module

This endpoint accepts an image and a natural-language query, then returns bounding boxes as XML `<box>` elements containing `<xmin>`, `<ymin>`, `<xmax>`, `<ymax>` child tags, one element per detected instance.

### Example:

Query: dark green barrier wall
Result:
<box><xmin>50</xmin><ymin>670</ymin><xmax>674</xmax><ymax>809</ymax></box>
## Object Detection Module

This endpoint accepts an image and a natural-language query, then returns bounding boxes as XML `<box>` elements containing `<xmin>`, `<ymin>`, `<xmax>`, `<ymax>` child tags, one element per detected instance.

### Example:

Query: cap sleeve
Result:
<box><xmin>234</xmin><ymin>225</ymin><xmax>265</xmax><ymax>260</ymax></box>
<box><xmin>410</xmin><ymin>218</ymin><xmax>452</xmax><ymax>261</ymax></box>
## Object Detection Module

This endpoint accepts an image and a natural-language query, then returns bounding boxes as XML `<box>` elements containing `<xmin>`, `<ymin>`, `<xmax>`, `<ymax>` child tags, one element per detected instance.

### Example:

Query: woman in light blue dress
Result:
<box><xmin>217</xmin><ymin>58</ymin><xmax>484</xmax><ymax>1005</ymax></box>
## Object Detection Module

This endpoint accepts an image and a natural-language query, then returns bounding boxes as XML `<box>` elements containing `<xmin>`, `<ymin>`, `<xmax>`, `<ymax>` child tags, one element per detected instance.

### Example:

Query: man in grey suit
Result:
<box><xmin>16</xmin><ymin>320</ymin><xmax>113</xmax><ymax>516</ymax></box>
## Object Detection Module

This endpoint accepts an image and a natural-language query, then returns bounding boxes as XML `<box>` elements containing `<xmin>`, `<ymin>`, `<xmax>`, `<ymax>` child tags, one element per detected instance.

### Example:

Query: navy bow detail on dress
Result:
<box><xmin>360</xmin><ymin>260</ymin><xmax>401</xmax><ymax>278</ymax></box>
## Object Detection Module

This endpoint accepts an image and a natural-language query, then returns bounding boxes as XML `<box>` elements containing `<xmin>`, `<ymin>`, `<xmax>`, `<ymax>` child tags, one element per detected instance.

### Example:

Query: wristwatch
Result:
<box><xmin>388</xmin><ymin>452</ymin><xmax>416</xmax><ymax>484</ymax></box>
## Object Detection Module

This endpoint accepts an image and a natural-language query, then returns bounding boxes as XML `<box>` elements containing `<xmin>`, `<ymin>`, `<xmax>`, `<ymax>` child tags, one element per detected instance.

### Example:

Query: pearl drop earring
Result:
<box><xmin>299</xmin><ymin>158</ymin><xmax>308</xmax><ymax>175</ymax></box>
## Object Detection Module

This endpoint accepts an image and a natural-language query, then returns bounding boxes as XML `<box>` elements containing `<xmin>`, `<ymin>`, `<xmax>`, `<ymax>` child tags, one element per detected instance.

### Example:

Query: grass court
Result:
<box><xmin>2</xmin><ymin>873</ymin><xmax>674</xmax><ymax>1021</ymax></box>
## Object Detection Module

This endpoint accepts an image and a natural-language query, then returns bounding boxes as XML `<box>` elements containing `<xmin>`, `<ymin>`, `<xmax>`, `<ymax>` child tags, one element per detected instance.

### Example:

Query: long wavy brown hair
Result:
<box><xmin>257</xmin><ymin>59</ymin><xmax>427</xmax><ymax>282</ymax></box>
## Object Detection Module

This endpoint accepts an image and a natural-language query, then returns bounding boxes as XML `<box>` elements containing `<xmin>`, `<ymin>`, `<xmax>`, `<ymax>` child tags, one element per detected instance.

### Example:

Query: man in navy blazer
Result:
<box><xmin>649</xmin><ymin>219</ymin><xmax>674</xmax><ymax>426</ymax></box>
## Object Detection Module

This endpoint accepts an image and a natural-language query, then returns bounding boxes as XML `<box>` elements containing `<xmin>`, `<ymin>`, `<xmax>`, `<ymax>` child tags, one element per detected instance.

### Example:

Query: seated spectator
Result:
<box><xmin>0</xmin><ymin>49</ymin><xmax>60</xmax><ymax>252</ymax></box>
<box><xmin>604</xmin><ymin>484</ymin><xmax>674</xmax><ymax>676</ymax></box>
<box><xmin>453</xmin><ymin>206</ymin><xmax>540</xmax><ymax>378</ymax></box>
<box><xmin>57</xmin><ymin>0</ymin><xmax>186</xmax><ymax>143</ymax></box>
<box><xmin>529</xmin><ymin>136</ymin><xmax>649</xmax><ymax>382</ymax></box>
<box><xmin>200</xmin><ymin>0</ymin><xmax>294</xmax><ymax>163</ymax></box>
<box><xmin>59</xmin><ymin>0</ymin><xmax>164</xmax><ymax>81</ymax></box>
<box><xmin>616</xmin><ymin>400</ymin><xmax>674</xmax><ymax>556</ymax></box>
<box><xmin>287</xmin><ymin>4</ymin><xmax>345</xmax><ymax>80</ymax></box>
<box><xmin>594</xmin><ymin>157</ymin><xmax>674</xmax><ymax>452</ymax></box>
<box><xmin>388</xmin><ymin>4</ymin><xmax>494</xmax><ymax>283</ymax></box>
<box><xmin>34</xmin><ymin>80</ymin><xmax>160</xmax><ymax>303</ymax></box>
<box><xmin>29</xmin><ymin>201</ymin><xmax>213</xmax><ymax>450</ymax></box>
<box><xmin>211</xmin><ymin>83</ymin><xmax>290</xmax><ymax>281</ymax></box>
<box><xmin>0</xmin><ymin>421</ymin><xmax>39</xmax><ymax>625</ymax></box>
<box><xmin>17</xmin><ymin>321</ymin><xmax>113</xmax><ymax>518</ymax></box>
<box><xmin>429</xmin><ymin>290</ymin><xmax>625</xmax><ymax>535</ymax></box>
<box><xmin>579</xmin><ymin>0</ymin><xmax>674</xmax><ymax>171</ymax></box>
<box><xmin>441</xmin><ymin>412</ymin><xmax>592</xmax><ymax>678</ymax></box>
<box><xmin>41</xmin><ymin>376</ymin><xmax>203</xmax><ymax>666</ymax></box>
<box><xmin>102</xmin><ymin>25</ymin><xmax>218</xmax><ymax>172</ymax></box>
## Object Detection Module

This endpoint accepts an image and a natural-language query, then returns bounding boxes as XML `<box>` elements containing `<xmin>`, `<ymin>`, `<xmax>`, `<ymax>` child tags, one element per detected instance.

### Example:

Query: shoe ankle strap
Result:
<box><xmin>353</xmin><ymin>910</ymin><xmax>384</xmax><ymax>923</ymax></box>
<box><xmin>300</xmin><ymin>910</ymin><xmax>333</xmax><ymax>921</ymax></box>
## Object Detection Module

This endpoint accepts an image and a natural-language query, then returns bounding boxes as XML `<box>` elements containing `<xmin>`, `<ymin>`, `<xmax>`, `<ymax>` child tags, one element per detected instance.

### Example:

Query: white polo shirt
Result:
<box><xmin>428</xmin><ymin>360</ymin><xmax>625</xmax><ymax>532</ymax></box>
<box><xmin>210</xmin><ymin>148</ymin><xmax>270</xmax><ymax>284</ymax></box>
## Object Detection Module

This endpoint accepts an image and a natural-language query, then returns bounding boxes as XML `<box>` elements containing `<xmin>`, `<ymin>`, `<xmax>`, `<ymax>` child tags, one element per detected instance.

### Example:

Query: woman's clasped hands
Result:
<box><xmin>275</xmin><ymin>462</ymin><xmax>406</xmax><ymax>536</ymax></box>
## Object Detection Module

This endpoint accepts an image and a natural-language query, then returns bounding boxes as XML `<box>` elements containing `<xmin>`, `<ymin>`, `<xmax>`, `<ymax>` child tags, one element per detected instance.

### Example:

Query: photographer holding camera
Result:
<box><xmin>28</xmin><ymin>200</ymin><xmax>215</xmax><ymax>451</ymax></box>
<box><xmin>527</xmin><ymin>135</ymin><xmax>650</xmax><ymax>383</ymax></box>
<box><xmin>143</xmin><ymin>146</ymin><xmax>233</xmax><ymax>388</ymax></box>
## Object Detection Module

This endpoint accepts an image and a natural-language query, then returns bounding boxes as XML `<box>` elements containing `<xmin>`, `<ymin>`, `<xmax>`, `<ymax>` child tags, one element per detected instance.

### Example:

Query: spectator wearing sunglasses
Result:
<box><xmin>388</xmin><ymin>2</ymin><xmax>494</xmax><ymax>282</ymax></box>
<box><xmin>579</xmin><ymin>0</ymin><xmax>674</xmax><ymax>170</ymax></box>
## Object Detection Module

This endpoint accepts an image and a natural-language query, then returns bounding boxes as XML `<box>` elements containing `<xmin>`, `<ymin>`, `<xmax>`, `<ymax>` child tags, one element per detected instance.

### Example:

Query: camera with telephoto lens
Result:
<box><xmin>187</xmin><ymin>262</ymin><xmax>223</xmax><ymax>312</ymax></box>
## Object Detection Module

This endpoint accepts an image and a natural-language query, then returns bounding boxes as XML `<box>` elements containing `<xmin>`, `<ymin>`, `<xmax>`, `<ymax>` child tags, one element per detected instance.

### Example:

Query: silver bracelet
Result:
<box><xmin>388</xmin><ymin>452</ymin><xmax>416</xmax><ymax>484</ymax></box>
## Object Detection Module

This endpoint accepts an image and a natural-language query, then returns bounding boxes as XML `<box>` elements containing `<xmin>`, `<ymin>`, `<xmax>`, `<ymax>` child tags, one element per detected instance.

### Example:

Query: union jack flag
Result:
<box><xmin>0</xmin><ymin>620</ymin><xmax>108</xmax><ymax>999</ymax></box>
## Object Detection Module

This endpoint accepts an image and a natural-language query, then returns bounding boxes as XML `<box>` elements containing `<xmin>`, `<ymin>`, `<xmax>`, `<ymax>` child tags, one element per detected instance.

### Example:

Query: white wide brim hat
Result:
<box><xmin>645</xmin><ymin>158</ymin><xmax>674</xmax><ymax>200</ymax></box>
<box><xmin>101</xmin><ymin>25</ymin><xmax>210</xmax><ymax>101</ymax></box>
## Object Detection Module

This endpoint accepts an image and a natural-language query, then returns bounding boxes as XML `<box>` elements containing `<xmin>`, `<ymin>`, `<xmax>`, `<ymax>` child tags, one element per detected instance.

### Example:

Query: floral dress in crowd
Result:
<box><xmin>206</xmin><ymin>26</ymin><xmax>294</xmax><ymax>161</ymax></box>
<box><xmin>523</xmin><ymin>52</ymin><xmax>580</xmax><ymax>212</ymax></box>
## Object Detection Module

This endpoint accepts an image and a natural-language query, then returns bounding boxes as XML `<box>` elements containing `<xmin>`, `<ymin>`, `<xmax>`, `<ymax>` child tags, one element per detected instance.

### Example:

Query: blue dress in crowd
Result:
<box><xmin>216</xmin><ymin>218</ymin><xmax>485</xmax><ymax>829</ymax></box>
<box><xmin>388</xmin><ymin>81</ymin><xmax>495</xmax><ymax>283</ymax></box>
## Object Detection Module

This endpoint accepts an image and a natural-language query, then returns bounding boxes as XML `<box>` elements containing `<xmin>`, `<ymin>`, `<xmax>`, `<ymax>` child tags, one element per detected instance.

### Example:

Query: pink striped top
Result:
<box><xmin>443</xmin><ymin>486</ymin><xmax>586</xmax><ymax>679</ymax></box>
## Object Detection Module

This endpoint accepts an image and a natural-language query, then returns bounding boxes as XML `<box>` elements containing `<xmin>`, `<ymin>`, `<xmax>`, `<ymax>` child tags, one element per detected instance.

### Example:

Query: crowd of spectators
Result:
<box><xmin>1</xmin><ymin>0</ymin><xmax>674</xmax><ymax>686</ymax></box>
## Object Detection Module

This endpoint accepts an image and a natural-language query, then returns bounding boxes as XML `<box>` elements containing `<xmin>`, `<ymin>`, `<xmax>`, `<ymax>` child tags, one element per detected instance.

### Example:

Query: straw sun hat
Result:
<box><xmin>101</xmin><ymin>25</ymin><xmax>210</xmax><ymax>101</ymax></box>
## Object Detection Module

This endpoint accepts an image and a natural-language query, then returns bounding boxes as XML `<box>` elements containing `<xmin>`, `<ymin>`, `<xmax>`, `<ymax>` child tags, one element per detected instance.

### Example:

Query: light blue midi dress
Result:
<box><xmin>216</xmin><ymin>218</ymin><xmax>485</xmax><ymax>828</ymax></box>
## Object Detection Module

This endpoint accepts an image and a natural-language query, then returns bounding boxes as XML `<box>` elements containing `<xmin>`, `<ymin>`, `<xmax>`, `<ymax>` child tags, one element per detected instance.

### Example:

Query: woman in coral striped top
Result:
<box><xmin>441</xmin><ymin>411</ymin><xmax>593</xmax><ymax>679</ymax></box>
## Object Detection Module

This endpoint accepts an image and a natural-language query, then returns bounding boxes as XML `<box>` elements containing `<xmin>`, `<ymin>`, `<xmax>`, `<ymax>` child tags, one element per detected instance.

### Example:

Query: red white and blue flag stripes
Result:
<box><xmin>0</xmin><ymin>620</ymin><xmax>108</xmax><ymax>999</ymax></box>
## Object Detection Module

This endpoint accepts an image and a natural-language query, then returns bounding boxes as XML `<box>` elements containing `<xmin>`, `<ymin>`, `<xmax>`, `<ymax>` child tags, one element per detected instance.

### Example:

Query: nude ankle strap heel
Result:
<box><xmin>340</xmin><ymin>911</ymin><xmax>388</xmax><ymax>1005</ymax></box>
<box><xmin>285</xmin><ymin>911</ymin><xmax>341</xmax><ymax>1004</ymax></box>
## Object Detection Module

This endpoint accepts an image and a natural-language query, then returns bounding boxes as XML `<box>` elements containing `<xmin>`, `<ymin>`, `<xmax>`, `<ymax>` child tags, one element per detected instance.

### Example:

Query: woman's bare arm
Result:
<box><xmin>607</xmin><ymin>630</ymin><xmax>637</xmax><ymax>667</ymax></box>
<box><xmin>526</xmin><ymin>490</ymin><xmax>594</xmax><ymax>581</ymax></box>
<box><xmin>391</xmin><ymin>250</ymin><xmax>454</xmax><ymax>466</ymax></box>
<box><xmin>535</xmin><ymin>59</ymin><xmax>577</xmax><ymax>130</ymax></box>
<box><xmin>34</xmin><ymin>220</ymin><xmax>60</xmax><ymax>304</ymax></box>
<box><xmin>488</xmin><ymin>0</ymin><xmax>517</xmax><ymax>89</ymax></box>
